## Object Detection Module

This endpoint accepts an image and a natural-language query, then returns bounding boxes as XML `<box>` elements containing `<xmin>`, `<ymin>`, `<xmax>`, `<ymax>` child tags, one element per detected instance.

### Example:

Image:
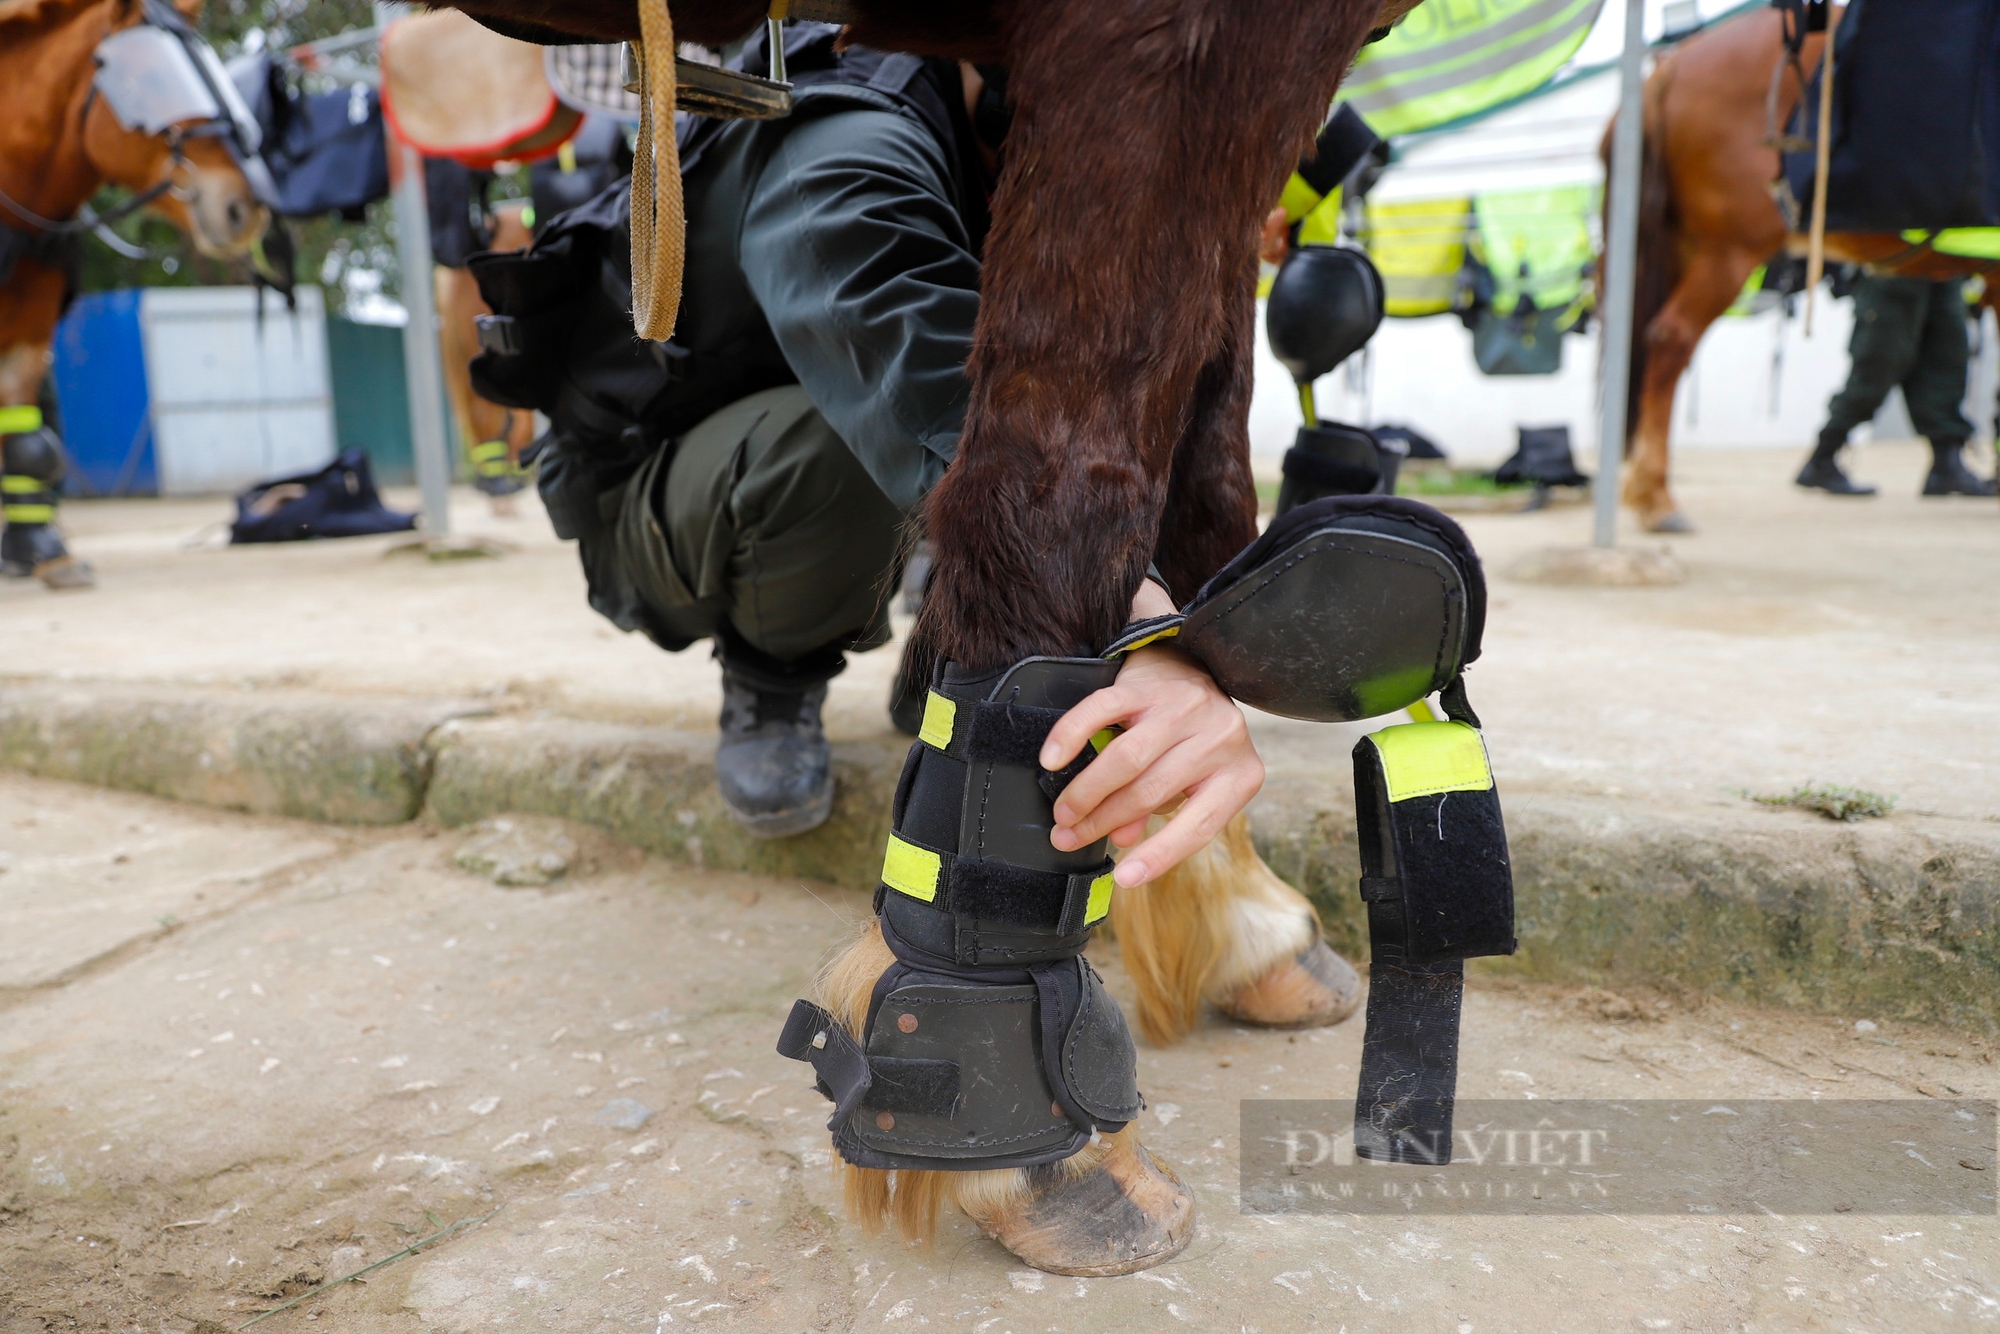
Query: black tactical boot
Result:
<box><xmin>1795</xmin><ymin>428</ymin><xmax>1876</xmax><ymax>496</ymax></box>
<box><xmin>1920</xmin><ymin>439</ymin><xmax>1997</xmax><ymax>497</ymax></box>
<box><xmin>716</xmin><ymin>668</ymin><xmax>833</xmax><ymax>838</ymax></box>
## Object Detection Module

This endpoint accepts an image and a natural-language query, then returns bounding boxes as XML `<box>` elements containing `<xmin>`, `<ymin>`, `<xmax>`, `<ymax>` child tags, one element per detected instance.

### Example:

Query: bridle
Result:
<box><xmin>0</xmin><ymin>0</ymin><xmax>273</xmax><ymax>246</ymax></box>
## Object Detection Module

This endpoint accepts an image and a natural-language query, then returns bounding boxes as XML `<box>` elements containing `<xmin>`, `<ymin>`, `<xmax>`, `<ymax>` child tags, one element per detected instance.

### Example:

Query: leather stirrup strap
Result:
<box><xmin>630</xmin><ymin>0</ymin><xmax>684</xmax><ymax>339</ymax></box>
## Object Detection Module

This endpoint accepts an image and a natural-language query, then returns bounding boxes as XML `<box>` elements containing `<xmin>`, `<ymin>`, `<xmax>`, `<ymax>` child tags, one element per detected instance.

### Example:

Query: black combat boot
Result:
<box><xmin>1920</xmin><ymin>438</ymin><xmax>1997</xmax><ymax>497</ymax></box>
<box><xmin>716</xmin><ymin>667</ymin><xmax>833</xmax><ymax>838</ymax></box>
<box><xmin>1795</xmin><ymin>427</ymin><xmax>1877</xmax><ymax>496</ymax></box>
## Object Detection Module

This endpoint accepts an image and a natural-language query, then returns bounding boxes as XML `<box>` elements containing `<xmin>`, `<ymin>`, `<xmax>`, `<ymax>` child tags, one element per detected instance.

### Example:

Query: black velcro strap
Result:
<box><xmin>1353</xmin><ymin>960</ymin><xmax>1464</xmax><ymax>1165</ymax></box>
<box><xmin>776</xmin><ymin>1000</ymin><xmax>872</xmax><ymax>1133</ymax></box>
<box><xmin>1281</xmin><ymin>445</ymin><xmax>1379</xmax><ymax>495</ymax></box>
<box><xmin>1358</xmin><ymin>876</ymin><xmax>1402</xmax><ymax>903</ymax></box>
<box><xmin>946</xmin><ymin>855</ymin><xmax>1115</xmax><ymax>936</ymax></box>
<box><xmin>861</xmin><ymin>1056</ymin><xmax>961</xmax><ymax>1116</ymax></box>
<box><xmin>962</xmin><ymin>701</ymin><xmax>1066</xmax><ymax>766</ymax></box>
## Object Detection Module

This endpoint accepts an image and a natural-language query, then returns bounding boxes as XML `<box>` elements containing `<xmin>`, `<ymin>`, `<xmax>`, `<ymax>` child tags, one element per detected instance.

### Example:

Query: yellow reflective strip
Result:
<box><xmin>0</xmin><ymin>405</ymin><xmax>42</xmax><ymax>434</ymax></box>
<box><xmin>1368</xmin><ymin>720</ymin><xmax>1492</xmax><ymax>801</ymax></box>
<box><xmin>881</xmin><ymin>833</ymin><xmax>942</xmax><ymax>904</ymax></box>
<box><xmin>2</xmin><ymin>475</ymin><xmax>46</xmax><ymax>493</ymax></box>
<box><xmin>1083</xmin><ymin>871</ymin><xmax>1115</xmax><ymax>925</ymax></box>
<box><xmin>557</xmin><ymin>141</ymin><xmax>578</xmax><ymax>174</ymax></box>
<box><xmin>1279</xmin><ymin>172</ymin><xmax>1324</xmax><ymax>225</ymax></box>
<box><xmin>1111</xmin><ymin>623</ymin><xmax>1182</xmax><ymax>656</ymax></box>
<box><xmin>1405</xmin><ymin>699</ymin><xmax>1437</xmax><ymax>724</ymax></box>
<box><xmin>471</xmin><ymin>440</ymin><xmax>508</xmax><ymax>459</ymax></box>
<box><xmin>3</xmin><ymin>504</ymin><xmax>55</xmax><ymax>523</ymax></box>
<box><xmin>1090</xmin><ymin>728</ymin><xmax>1117</xmax><ymax>755</ymax></box>
<box><xmin>918</xmin><ymin>691</ymin><xmax>957</xmax><ymax>752</ymax></box>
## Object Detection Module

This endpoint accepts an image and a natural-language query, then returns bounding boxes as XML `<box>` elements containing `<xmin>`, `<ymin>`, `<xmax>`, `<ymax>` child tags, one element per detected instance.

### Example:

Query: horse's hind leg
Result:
<box><xmin>1626</xmin><ymin>247</ymin><xmax>1764</xmax><ymax>532</ymax></box>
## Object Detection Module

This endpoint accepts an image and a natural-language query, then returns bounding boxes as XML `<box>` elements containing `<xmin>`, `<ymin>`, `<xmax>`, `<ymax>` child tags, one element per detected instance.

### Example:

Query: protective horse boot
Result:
<box><xmin>1795</xmin><ymin>426</ymin><xmax>1877</xmax><ymax>496</ymax></box>
<box><xmin>1</xmin><ymin>409</ymin><xmax>94</xmax><ymax>590</ymax></box>
<box><xmin>716</xmin><ymin>662</ymin><xmax>833</xmax><ymax>838</ymax></box>
<box><xmin>1920</xmin><ymin>437</ymin><xmax>1997</xmax><ymax>496</ymax></box>
<box><xmin>780</xmin><ymin>653</ymin><xmax>1193</xmax><ymax>1275</ymax></box>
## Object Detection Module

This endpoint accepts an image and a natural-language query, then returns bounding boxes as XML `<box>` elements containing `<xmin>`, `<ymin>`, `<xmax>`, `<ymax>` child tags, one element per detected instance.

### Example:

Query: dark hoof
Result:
<box><xmin>35</xmin><ymin>555</ymin><xmax>96</xmax><ymax>590</ymax></box>
<box><xmin>1644</xmin><ymin>510</ymin><xmax>1696</xmax><ymax>534</ymax></box>
<box><xmin>1216</xmin><ymin>940</ymin><xmax>1361</xmax><ymax>1029</ymax></box>
<box><xmin>982</xmin><ymin>1135</ymin><xmax>1195</xmax><ymax>1276</ymax></box>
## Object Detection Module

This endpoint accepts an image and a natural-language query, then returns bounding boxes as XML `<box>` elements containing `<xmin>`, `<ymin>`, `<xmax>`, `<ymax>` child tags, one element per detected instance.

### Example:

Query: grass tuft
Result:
<box><xmin>1751</xmin><ymin>782</ymin><xmax>1896</xmax><ymax>823</ymax></box>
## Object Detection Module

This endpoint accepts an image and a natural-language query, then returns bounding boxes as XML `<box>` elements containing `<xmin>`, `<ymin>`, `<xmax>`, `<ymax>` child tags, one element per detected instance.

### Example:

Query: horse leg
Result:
<box><xmin>1114</xmin><ymin>289</ymin><xmax>1358</xmax><ymax>1045</ymax></box>
<box><xmin>836</xmin><ymin>0</ymin><xmax>1380</xmax><ymax>1275</ymax></box>
<box><xmin>1625</xmin><ymin>247</ymin><xmax>1763</xmax><ymax>532</ymax></box>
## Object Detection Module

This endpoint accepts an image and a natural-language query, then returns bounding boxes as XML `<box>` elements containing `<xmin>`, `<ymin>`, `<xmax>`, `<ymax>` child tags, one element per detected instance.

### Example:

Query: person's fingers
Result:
<box><xmin>1109</xmin><ymin>816</ymin><xmax>1150</xmax><ymax>849</ymax></box>
<box><xmin>1049</xmin><ymin>717</ymin><xmax>1187</xmax><ymax>833</ymax></box>
<box><xmin>1038</xmin><ymin>685</ymin><xmax>1133</xmax><ymax>772</ymax></box>
<box><xmin>1054</xmin><ymin>735</ymin><xmax>1224</xmax><ymax>848</ymax></box>
<box><xmin>1113</xmin><ymin>765</ymin><xmax>1262</xmax><ymax>887</ymax></box>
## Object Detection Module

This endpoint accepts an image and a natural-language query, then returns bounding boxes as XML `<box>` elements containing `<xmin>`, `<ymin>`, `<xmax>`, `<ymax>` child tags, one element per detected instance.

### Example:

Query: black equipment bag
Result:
<box><xmin>229</xmin><ymin>448</ymin><xmax>416</xmax><ymax>543</ymax></box>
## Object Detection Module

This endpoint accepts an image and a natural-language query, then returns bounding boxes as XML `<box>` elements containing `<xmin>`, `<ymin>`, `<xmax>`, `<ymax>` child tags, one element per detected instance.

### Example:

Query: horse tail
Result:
<box><xmin>1605</xmin><ymin>68</ymin><xmax>1681</xmax><ymax>451</ymax></box>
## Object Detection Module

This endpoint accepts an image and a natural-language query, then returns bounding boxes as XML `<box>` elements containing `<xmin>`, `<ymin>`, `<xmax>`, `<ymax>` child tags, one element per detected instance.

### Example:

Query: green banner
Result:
<box><xmin>1340</xmin><ymin>0</ymin><xmax>1605</xmax><ymax>137</ymax></box>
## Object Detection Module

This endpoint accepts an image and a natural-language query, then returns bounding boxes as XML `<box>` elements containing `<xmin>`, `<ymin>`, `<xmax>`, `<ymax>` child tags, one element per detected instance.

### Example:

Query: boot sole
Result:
<box><xmin>723</xmin><ymin>783</ymin><xmax>834</xmax><ymax>840</ymax></box>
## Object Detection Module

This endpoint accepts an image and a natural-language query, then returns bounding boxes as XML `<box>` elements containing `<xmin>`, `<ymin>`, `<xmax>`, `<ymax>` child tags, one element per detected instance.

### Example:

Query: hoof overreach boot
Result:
<box><xmin>1140</xmin><ymin>494</ymin><xmax>1516</xmax><ymax>1166</ymax></box>
<box><xmin>1350</xmin><ymin>688</ymin><xmax>1515</xmax><ymax>1163</ymax></box>
<box><xmin>716</xmin><ymin>670</ymin><xmax>833</xmax><ymax>838</ymax></box>
<box><xmin>779</xmin><ymin>655</ymin><xmax>1143</xmax><ymax>1172</ymax></box>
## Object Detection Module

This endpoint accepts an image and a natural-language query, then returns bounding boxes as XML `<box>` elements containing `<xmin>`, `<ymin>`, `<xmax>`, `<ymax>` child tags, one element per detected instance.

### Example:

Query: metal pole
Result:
<box><xmin>377</xmin><ymin>0</ymin><xmax>451</xmax><ymax>537</ymax></box>
<box><xmin>1593</xmin><ymin>0</ymin><xmax>1647</xmax><ymax>549</ymax></box>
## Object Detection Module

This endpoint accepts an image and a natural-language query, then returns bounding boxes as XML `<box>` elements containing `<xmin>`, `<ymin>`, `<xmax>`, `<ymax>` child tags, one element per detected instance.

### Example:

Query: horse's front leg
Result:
<box><xmin>793</xmin><ymin>0</ymin><xmax>1385</xmax><ymax>1278</ymax></box>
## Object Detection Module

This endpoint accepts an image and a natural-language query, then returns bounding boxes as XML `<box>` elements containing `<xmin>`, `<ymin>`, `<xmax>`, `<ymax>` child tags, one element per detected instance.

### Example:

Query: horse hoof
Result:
<box><xmin>1214</xmin><ymin>940</ymin><xmax>1360</xmax><ymax>1029</ymax></box>
<box><xmin>1644</xmin><ymin>510</ymin><xmax>1695</xmax><ymax>535</ymax></box>
<box><xmin>34</xmin><ymin>556</ymin><xmax>96</xmax><ymax>590</ymax></box>
<box><xmin>976</xmin><ymin>1134</ymin><xmax>1195</xmax><ymax>1276</ymax></box>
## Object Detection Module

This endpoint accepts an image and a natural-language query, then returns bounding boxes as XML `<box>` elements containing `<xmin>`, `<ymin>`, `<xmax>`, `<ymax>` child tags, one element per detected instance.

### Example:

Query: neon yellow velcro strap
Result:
<box><xmin>471</xmin><ymin>440</ymin><xmax>508</xmax><ymax>460</ymax></box>
<box><xmin>881</xmin><ymin>833</ymin><xmax>942</xmax><ymax>904</ymax></box>
<box><xmin>1280</xmin><ymin>171</ymin><xmax>1324</xmax><ymax>225</ymax></box>
<box><xmin>1367</xmin><ymin>720</ymin><xmax>1492</xmax><ymax>802</ymax></box>
<box><xmin>917</xmin><ymin>691</ymin><xmax>957</xmax><ymax>752</ymax></box>
<box><xmin>1084</xmin><ymin>870</ymin><xmax>1115</xmax><ymax>925</ymax></box>
<box><xmin>1113</xmin><ymin>623</ymin><xmax>1181</xmax><ymax>655</ymax></box>
<box><xmin>3</xmin><ymin>475</ymin><xmax>45</xmax><ymax>493</ymax></box>
<box><xmin>3</xmin><ymin>504</ymin><xmax>55</xmax><ymax>523</ymax></box>
<box><xmin>0</xmin><ymin>405</ymin><xmax>42</xmax><ymax>435</ymax></box>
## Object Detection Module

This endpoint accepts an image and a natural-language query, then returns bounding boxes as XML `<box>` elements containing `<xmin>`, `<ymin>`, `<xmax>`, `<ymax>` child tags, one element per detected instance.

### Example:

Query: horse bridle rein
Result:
<box><xmin>0</xmin><ymin>0</ymin><xmax>273</xmax><ymax>253</ymax></box>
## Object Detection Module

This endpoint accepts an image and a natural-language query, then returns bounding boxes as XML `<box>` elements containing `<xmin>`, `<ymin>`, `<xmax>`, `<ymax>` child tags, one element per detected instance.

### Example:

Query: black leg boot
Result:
<box><xmin>2</xmin><ymin>415</ymin><xmax>94</xmax><ymax>589</ymax></box>
<box><xmin>1795</xmin><ymin>426</ymin><xmax>1878</xmax><ymax>496</ymax></box>
<box><xmin>1920</xmin><ymin>437</ymin><xmax>1997</xmax><ymax>497</ymax></box>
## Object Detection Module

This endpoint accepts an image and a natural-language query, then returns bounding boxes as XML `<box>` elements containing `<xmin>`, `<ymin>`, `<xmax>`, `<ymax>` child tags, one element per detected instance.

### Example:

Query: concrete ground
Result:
<box><xmin>3</xmin><ymin>772</ymin><xmax>1996</xmax><ymax>1333</ymax></box>
<box><xmin>9</xmin><ymin>443</ymin><xmax>1998</xmax><ymax>823</ymax></box>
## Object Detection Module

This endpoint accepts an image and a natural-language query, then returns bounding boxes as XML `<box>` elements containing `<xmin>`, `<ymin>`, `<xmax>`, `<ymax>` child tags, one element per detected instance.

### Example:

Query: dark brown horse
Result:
<box><xmin>430</xmin><ymin>0</ymin><xmax>1418</xmax><ymax>1273</ymax></box>
<box><xmin>1617</xmin><ymin>5</ymin><xmax>2000</xmax><ymax>531</ymax></box>
<box><xmin>0</xmin><ymin>0</ymin><xmax>270</xmax><ymax>408</ymax></box>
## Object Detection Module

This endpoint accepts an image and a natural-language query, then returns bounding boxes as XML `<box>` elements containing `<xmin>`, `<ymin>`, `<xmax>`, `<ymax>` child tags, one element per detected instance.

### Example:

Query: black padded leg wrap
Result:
<box><xmin>778</xmin><ymin>655</ymin><xmax>1143</xmax><ymax>1173</ymax></box>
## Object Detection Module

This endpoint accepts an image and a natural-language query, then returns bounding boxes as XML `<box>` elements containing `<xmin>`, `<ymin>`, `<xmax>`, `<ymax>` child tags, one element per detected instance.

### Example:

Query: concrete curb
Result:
<box><xmin>2</xmin><ymin>681</ymin><xmax>1995</xmax><ymax>1035</ymax></box>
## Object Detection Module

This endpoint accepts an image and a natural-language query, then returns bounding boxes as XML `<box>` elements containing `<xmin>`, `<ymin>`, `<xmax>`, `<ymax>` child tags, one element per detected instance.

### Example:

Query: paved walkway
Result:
<box><xmin>3</xmin><ymin>774</ymin><xmax>1994</xmax><ymax>1332</ymax></box>
<box><xmin>11</xmin><ymin>442</ymin><xmax>1997</xmax><ymax>821</ymax></box>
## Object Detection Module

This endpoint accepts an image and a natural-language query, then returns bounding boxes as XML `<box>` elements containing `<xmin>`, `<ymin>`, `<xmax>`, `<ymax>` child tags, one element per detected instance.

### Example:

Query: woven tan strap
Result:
<box><xmin>630</xmin><ymin>0</ymin><xmax>685</xmax><ymax>340</ymax></box>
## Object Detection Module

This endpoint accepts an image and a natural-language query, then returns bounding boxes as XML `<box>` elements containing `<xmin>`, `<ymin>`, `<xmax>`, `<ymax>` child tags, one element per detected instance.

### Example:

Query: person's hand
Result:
<box><xmin>1038</xmin><ymin>583</ymin><xmax>1264</xmax><ymax>888</ymax></box>
<box><xmin>1259</xmin><ymin>205</ymin><xmax>1291</xmax><ymax>266</ymax></box>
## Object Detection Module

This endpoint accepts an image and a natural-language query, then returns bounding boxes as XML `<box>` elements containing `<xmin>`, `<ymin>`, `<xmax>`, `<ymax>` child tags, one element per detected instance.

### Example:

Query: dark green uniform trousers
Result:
<box><xmin>602</xmin><ymin>386</ymin><xmax>905</xmax><ymax>686</ymax></box>
<box><xmin>1823</xmin><ymin>276</ymin><xmax>1973</xmax><ymax>447</ymax></box>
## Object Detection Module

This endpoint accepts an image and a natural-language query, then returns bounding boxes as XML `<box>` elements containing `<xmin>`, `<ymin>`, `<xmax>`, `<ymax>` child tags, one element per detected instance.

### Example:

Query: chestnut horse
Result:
<box><xmin>0</xmin><ymin>0</ymin><xmax>269</xmax><ymax>408</ymax></box>
<box><xmin>431</xmin><ymin>0</ymin><xmax>1420</xmax><ymax>1270</ymax></box>
<box><xmin>1618</xmin><ymin>5</ymin><xmax>2000</xmax><ymax>531</ymax></box>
